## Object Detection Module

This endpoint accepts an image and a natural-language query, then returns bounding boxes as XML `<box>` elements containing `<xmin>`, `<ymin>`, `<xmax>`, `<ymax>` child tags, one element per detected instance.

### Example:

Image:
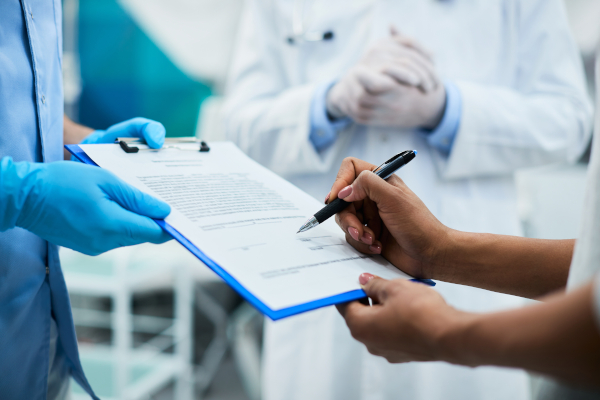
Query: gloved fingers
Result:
<box><xmin>381</xmin><ymin>64</ymin><xmax>421</xmax><ymax>87</ymax></box>
<box><xmin>389</xmin><ymin>25</ymin><xmax>434</xmax><ymax>62</ymax></box>
<box><xmin>356</xmin><ymin>92</ymin><xmax>382</xmax><ymax>109</ymax></box>
<box><xmin>100</xmin><ymin>174</ymin><xmax>171</xmax><ymax>219</ymax></box>
<box><xmin>355</xmin><ymin>67</ymin><xmax>397</xmax><ymax>95</ymax></box>
<box><xmin>381</xmin><ymin>37</ymin><xmax>438</xmax><ymax>92</ymax></box>
<box><xmin>391</xmin><ymin>57</ymin><xmax>438</xmax><ymax>93</ymax></box>
<box><xmin>109</xmin><ymin>206</ymin><xmax>173</xmax><ymax>246</ymax></box>
<box><xmin>104</xmin><ymin>117</ymin><xmax>166</xmax><ymax>149</ymax></box>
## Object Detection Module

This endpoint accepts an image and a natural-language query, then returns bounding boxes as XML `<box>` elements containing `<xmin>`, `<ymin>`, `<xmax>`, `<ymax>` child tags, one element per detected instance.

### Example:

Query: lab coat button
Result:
<box><xmin>41</xmin><ymin>95</ymin><xmax>46</xmax><ymax>104</ymax></box>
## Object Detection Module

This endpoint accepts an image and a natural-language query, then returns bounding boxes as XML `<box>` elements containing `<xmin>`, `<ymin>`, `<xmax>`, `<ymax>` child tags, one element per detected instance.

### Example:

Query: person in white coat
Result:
<box><xmin>222</xmin><ymin>0</ymin><xmax>593</xmax><ymax>399</ymax></box>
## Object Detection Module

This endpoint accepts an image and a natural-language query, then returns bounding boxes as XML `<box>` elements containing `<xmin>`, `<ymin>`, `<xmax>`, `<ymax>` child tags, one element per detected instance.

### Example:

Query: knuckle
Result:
<box><xmin>356</xmin><ymin>110</ymin><xmax>372</xmax><ymax>121</ymax></box>
<box><xmin>386</xmin><ymin>287</ymin><xmax>400</xmax><ymax>299</ymax></box>
<box><xmin>357</xmin><ymin>97</ymin><xmax>370</xmax><ymax>108</ymax></box>
<box><xmin>387</xmin><ymin>174</ymin><xmax>404</xmax><ymax>186</ymax></box>
<box><xmin>357</xmin><ymin>170</ymin><xmax>372</xmax><ymax>180</ymax></box>
<box><xmin>348</xmin><ymin>103</ymin><xmax>360</xmax><ymax>118</ymax></box>
<box><xmin>357</xmin><ymin>90</ymin><xmax>370</xmax><ymax>102</ymax></box>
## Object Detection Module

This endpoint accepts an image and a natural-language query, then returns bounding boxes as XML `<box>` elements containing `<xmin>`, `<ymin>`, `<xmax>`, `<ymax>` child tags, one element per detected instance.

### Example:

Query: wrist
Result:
<box><xmin>423</xmin><ymin>225</ymin><xmax>457</xmax><ymax>280</ymax></box>
<box><xmin>436</xmin><ymin>310</ymin><xmax>485</xmax><ymax>367</ymax></box>
<box><xmin>325</xmin><ymin>84</ymin><xmax>346</xmax><ymax>120</ymax></box>
<box><xmin>420</xmin><ymin>85</ymin><xmax>447</xmax><ymax>130</ymax></box>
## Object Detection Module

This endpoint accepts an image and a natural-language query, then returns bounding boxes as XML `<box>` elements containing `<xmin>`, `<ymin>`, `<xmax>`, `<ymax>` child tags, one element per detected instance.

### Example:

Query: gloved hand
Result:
<box><xmin>326</xmin><ymin>65</ymin><xmax>446</xmax><ymax>129</ymax></box>
<box><xmin>326</xmin><ymin>29</ymin><xmax>446</xmax><ymax>129</ymax></box>
<box><xmin>80</xmin><ymin>117</ymin><xmax>166</xmax><ymax>148</ymax></box>
<box><xmin>358</xmin><ymin>27</ymin><xmax>440</xmax><ymax>93</ymax></box>
<box><xmin>0</xmin><ymin>157</ymin><xmax>172</xmax><ymax>255</ymax></box>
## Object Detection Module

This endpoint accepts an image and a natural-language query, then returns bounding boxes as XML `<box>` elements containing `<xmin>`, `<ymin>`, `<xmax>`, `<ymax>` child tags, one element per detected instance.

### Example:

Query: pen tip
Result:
<box><xmin>413</xmin><ymin>150</ymin><xmax>417</xmax><ymax>155</ymax></box>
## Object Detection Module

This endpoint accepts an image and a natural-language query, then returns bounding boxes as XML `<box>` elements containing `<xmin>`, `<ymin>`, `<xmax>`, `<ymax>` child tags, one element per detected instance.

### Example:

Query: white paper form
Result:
<box><xmin>80</xmin><ymin>142</ymin><xmax>411</xmax><ymax>311</ymax></box>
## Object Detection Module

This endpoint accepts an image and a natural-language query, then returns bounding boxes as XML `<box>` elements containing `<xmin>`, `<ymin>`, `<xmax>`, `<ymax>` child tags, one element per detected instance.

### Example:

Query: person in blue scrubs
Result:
<box><xmin>0</xmin><ymin>1</ymin><xmax>173</xmax><ymax>399</ymax></box>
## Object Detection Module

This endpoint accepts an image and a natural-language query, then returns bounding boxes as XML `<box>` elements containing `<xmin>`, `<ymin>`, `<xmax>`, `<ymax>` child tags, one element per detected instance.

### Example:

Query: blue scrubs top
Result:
<box><xmin>0</xmin><ymin>1</ymin><xmax>96</xmax><ymax>398</ymax></box>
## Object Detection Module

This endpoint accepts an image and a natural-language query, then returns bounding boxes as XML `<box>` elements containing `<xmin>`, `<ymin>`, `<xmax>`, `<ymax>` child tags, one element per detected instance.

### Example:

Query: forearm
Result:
<box><xmin>446</xmin><ymin>282</ymin><xmax>600</xmax><ymax>386</ymax></box>
<box><xmin>433</xmin><ymin>231</ymin><xmax>574</xmax><ymax>298</ymax></box>
<box><xmin>63</xmin><ymin>115</ymin><xmax>94</xmax><ymax>160</ymax></box>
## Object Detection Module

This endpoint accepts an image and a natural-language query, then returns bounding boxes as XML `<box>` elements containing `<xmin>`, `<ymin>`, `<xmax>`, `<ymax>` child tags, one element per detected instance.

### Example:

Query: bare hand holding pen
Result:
<box><xmin>328</xmin><ymin>157</ymin><xmax>600</xmax><ymax>387</ymax></box>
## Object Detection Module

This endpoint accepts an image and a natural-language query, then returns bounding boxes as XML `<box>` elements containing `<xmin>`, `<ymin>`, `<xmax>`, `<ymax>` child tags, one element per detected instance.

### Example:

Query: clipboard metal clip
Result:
<box><xmin>116</xmin><ymin>137</ymin><xmax>210</xmax><ymax>153</ymax></box>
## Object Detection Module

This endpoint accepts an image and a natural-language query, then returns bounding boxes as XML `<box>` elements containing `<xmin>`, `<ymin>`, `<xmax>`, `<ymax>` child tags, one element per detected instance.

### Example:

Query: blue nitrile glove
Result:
<box><xmin>80</xmin><ymin>117</ymin><xmax>166</xmax><ymax>148</ymax></box>
<box><xmin>0</xmin><ymin>157</ymin><xmax>172</xmax><ymax>255</ymax></box>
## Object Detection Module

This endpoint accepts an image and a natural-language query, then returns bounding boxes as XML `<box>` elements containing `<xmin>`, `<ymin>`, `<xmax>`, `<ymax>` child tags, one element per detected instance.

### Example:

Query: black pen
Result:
<box><xmin>297</xmin><ymin>150</ymin><xmax>417</xmax><ymax>233</ymax></box>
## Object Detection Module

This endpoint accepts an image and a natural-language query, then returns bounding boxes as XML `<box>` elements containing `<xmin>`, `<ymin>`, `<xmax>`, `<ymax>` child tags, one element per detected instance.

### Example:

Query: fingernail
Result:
<box><xmin>369</xmin><ymin>244</ymin><xmax>382</xmax><ymax>254</ymax></box>
<box><xmin>338</xmin><ymin>185</ymin><xmax>353</xmax><ymax>199</ymax></box>
<box><xmin>324</xmin><ymin>192</ymin><xmax>331</xmax><ymax>204</ymax></box>
<box><xmin>361</xmin><ymin>232</ymin><xmax>373</xmax><ymax>245</ymax></box>
<box><xmin>348</xmin><ymin>227</ymin><xmax>360</xmax><ymax>241</ymax></box>
<box><xmin>359</xmin><ymin>273</ymin><xmax>375</xmax><ymax>285</ymax></box>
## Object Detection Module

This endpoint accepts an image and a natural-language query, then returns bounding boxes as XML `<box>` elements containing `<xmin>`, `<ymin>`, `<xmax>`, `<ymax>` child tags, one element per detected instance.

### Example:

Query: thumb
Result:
<box><xmin>359</xmin><ymin>273</ymin><xmax>390</xmax><ymax>304</ymax></box>
<box><xmin>104</xmin><ymin>117</ymin><xmax>166</xmax><ymax>149</ymax></box>
<box><xmin>338</xmin><ymin>170</ymin><xmax>397</xmax><ymax>205</ymax></box>
<box><xmin>101</xmin><ymin>174</ymin><xmax>171</xmax><ymax>219</ymax></box>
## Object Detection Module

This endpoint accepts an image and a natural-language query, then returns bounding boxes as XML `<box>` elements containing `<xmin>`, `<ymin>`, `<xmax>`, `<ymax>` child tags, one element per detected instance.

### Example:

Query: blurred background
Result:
<box><xmin>60</xmin><ymin>0</ymin><xmax>600</xmax><ymax>399</ymax></box>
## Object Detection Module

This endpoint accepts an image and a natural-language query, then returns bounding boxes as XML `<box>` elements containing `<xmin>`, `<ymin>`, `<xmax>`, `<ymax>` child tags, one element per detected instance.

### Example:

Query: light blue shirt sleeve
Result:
<box><xmin>309</xmin><ymin>81</ymin><xmax>352</xmax><ymax>151</ymax></box>
<box><xmin>422</xmin><ymin>81</ymin><xmax>462</xmax><ymax>155</ymax></box>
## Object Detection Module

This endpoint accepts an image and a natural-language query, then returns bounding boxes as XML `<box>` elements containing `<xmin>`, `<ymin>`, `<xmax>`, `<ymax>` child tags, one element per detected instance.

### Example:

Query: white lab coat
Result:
<box><xmin>223</xmin><ymin>0</ymin><xmax>593</xmax><ymax>399</ymax></box>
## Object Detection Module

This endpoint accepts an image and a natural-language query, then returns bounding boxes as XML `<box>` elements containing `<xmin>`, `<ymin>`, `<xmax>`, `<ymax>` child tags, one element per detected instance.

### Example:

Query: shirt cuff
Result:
<box><xmin>309</xmin><ymin>81</ymin><xmax>352</xmax><ymax>151</ymax></box>
<box><xmin>421</xmin><ymin>81</ymin><xmax>462</xmax><ymax>155</ymax></box>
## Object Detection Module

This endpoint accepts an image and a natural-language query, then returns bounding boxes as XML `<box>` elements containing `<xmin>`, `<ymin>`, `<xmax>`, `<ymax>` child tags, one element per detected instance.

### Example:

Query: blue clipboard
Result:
<box><xmin>66</xmin><ymin>144</ymin><xmax>435</xmax><ymax>320</ymax></box>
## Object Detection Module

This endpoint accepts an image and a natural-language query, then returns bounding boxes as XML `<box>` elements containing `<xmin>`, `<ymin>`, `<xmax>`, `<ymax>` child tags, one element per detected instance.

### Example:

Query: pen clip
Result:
<box><xmin>373</xmin><ymin>152</ymin><xmax>403</xmax><ymax>173</ymax></box>
<box><xmin>116</xmin><ymin>138</ymin><xmax>211</xmax><ymax>153</ymax></box>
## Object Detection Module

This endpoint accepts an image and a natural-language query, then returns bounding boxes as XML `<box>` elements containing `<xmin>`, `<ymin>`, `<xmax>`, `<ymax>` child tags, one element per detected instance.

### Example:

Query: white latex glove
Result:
<box><xmin>327</xmin><ymin>66</ymin><xmax>446</xmax><ymax>129</ymax></box>
<box><xmin>326</xmin><ymin>28</ymin><xmax>446</xmax><ymax>129</ymax></box>
<box><xmin>358</xmin><ymin>27</ymin><xmax>440</xmax><ymax>93</ymax></box>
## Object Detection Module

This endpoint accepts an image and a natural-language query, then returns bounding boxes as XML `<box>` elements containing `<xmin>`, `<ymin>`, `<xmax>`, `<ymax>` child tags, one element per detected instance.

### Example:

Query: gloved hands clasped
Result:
<box><xmin>326</xmin><ymin>28</ymin><xmax>446</xmax><ymax>129</ymax></box>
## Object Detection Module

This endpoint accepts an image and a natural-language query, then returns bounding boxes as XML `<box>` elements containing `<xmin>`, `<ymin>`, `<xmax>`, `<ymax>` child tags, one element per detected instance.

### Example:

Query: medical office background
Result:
<box><xmin>60</xmin><ymin>0</ymin><xmax>600</xmax><ymax>399</ymax></box>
